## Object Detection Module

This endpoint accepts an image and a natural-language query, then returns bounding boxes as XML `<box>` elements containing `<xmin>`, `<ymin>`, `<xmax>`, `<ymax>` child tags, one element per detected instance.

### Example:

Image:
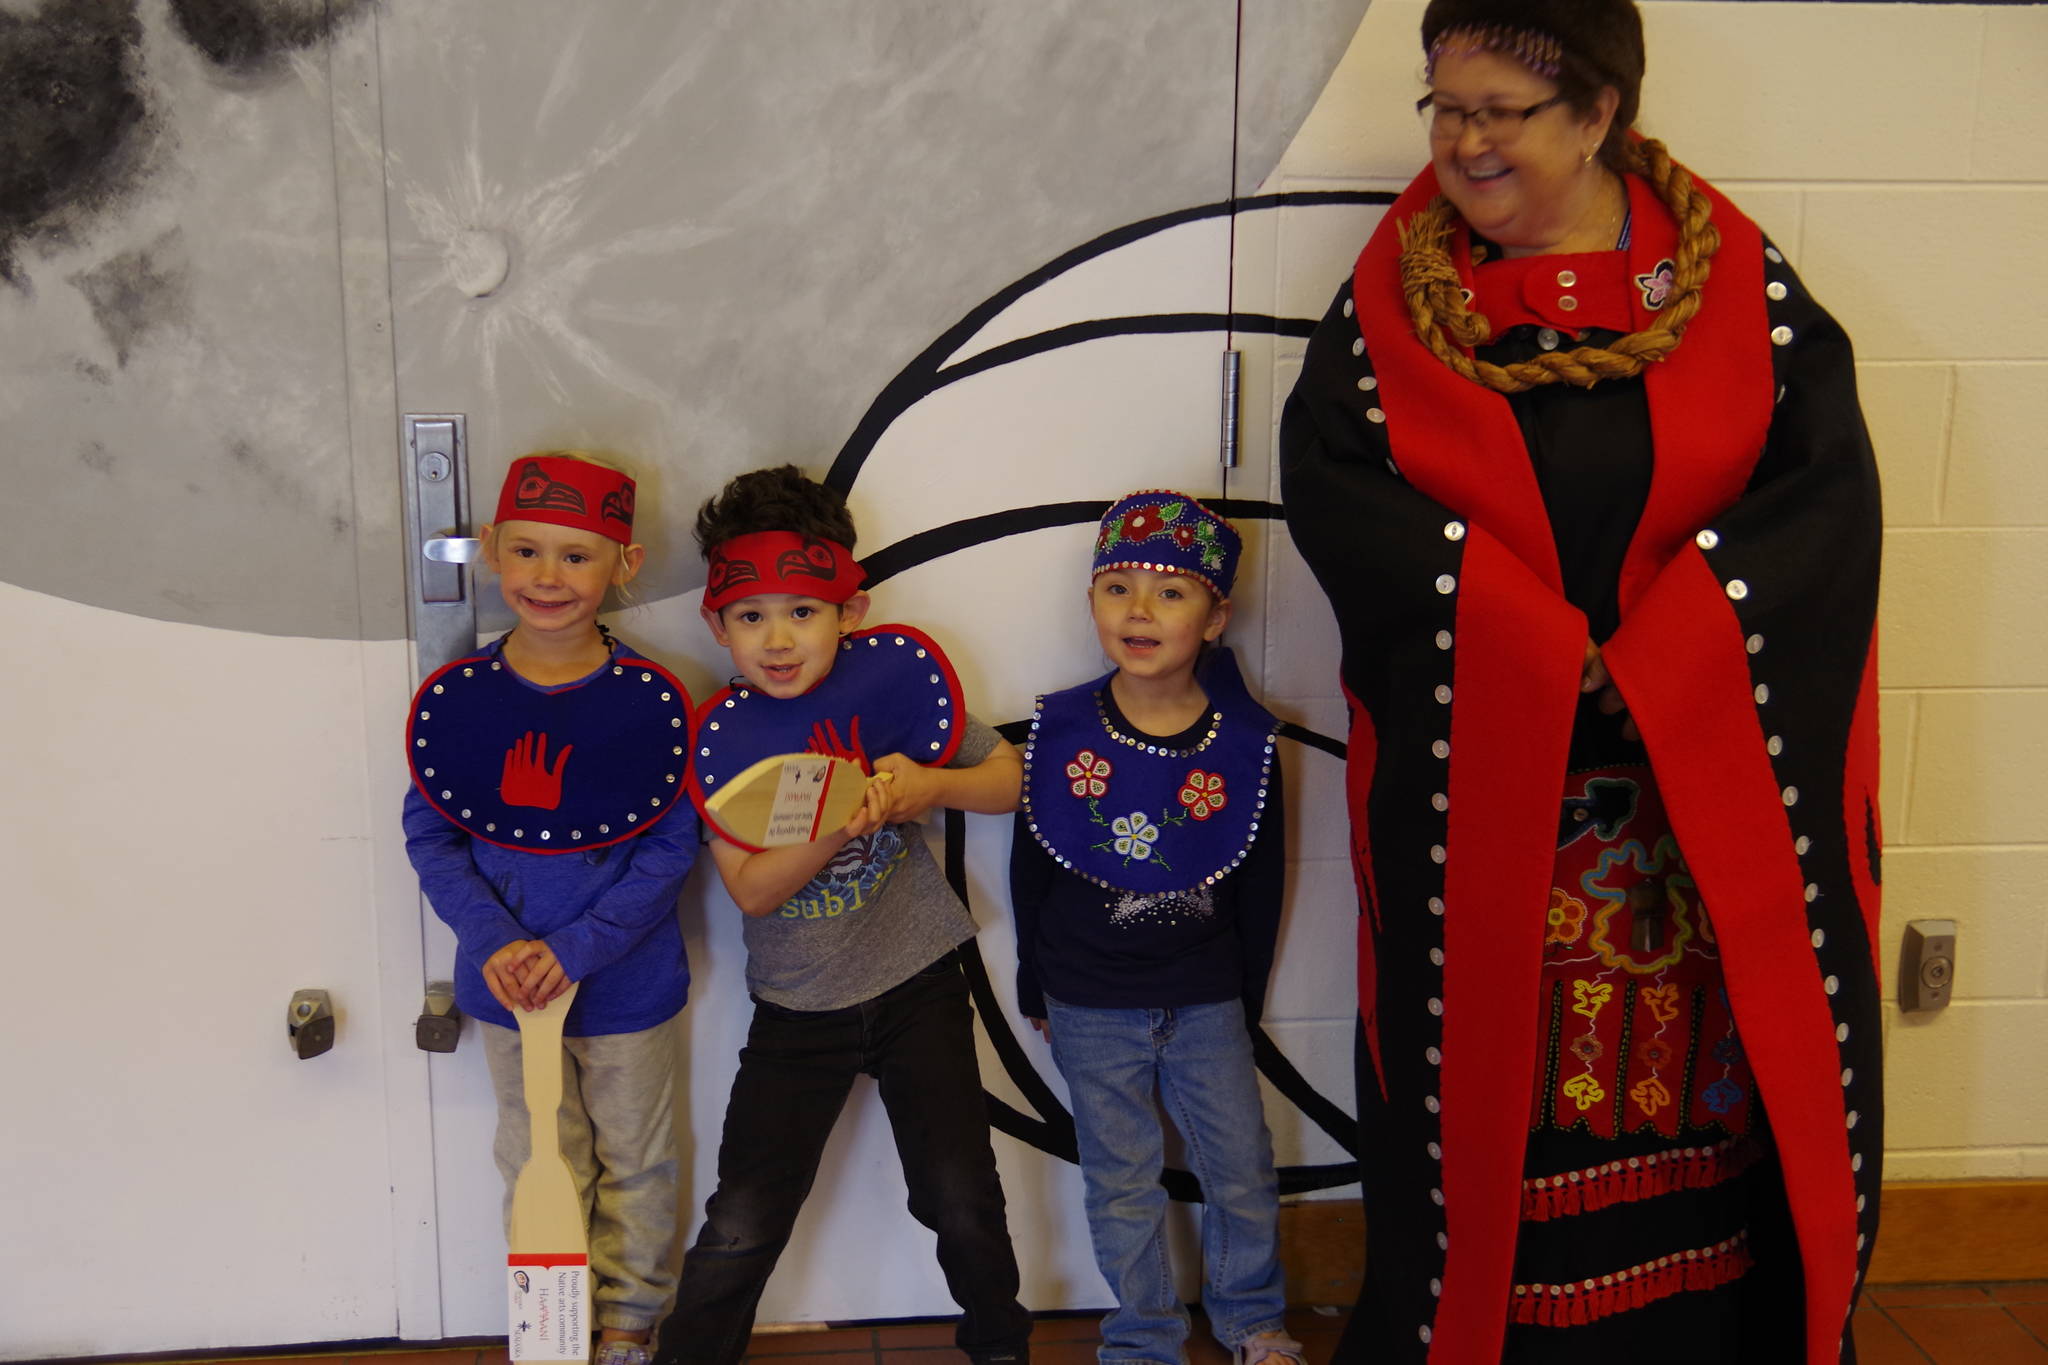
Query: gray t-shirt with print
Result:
<box><xmin>741</xmin><ymin>716</ymin><xmax>997</xmax><ymax>1012</ymax></box>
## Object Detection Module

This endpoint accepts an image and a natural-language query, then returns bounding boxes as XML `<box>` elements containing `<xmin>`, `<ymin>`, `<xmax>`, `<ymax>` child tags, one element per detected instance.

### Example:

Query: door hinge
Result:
<box><xmin>1219</xmin><ymin>349</ymin><xmax>1242</xmax><ymax>469</ymax></box>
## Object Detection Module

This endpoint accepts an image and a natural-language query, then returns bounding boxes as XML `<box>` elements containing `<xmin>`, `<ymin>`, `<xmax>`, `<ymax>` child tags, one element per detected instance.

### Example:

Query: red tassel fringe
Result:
<box><xmin>1519</xmin><ymin>1136</ymin><xmax>1758</xmax><ymax>1222</ymax></box>
<box><xmin>1509</xmin><ymin>1232</ymin><xmax>1755</xmax><ymax>1327</ymax></box>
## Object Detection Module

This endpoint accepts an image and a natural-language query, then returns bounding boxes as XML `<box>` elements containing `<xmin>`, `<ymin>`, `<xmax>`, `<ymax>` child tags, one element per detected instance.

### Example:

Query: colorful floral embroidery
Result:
<box><xmin>1583</xmin><ymin>835</ymin><xmax>1698</xmax><ymax>974</ymax></box>
<box><xmin>1107</xmin><ymin>810</ymin><xmax>1161</xmax><ymax>862</ymax></box>
<box><xmin>1120</xmin><ymin>506</ymin><xmax>1164</xmax><ymax>542</ymax></box>
<box><xmin>1539</xmin><ymin>765</ymin><xmax>1756</xmax><ymax>1141</ymax></box>
<box><xmin>1178</xmin><ymin>769</ymin><xmax>1227</xmax><ymax>820</ymax></box>
<box><xmin>1094</xmin><ymin>497</ymin><xmax>1227</xmax><ymax>572</ymax></box>
<box><xmin>1083</xmin><ymin>788</ymin><xmax>1187</xmax><ymax>871</ymax></box>
<box><xmin>1562</xmin><ymin>1073</ymin><xmax>1607</xmax><ymax>1111</ymax></box>
<box><xmin>1630</xmin><ymin>1074</ymin><xmax>1672</xmax><ymax>1119</ymax></box>
<box><xmin>1546</xmin><ymin>888</ymin><xmax>1587</xmax><ymax>945</ymax></box>
<box><xmin>1636</xmin><ymin>257</ymin><xmax>1676</xmax><ymax>310</ymax></box>
<box><xmin>1701</xmin><ymin>1077</ymin><xmax>1746</xmax><ymax>1115</ymax></box>
<box><xmin>1065</xmin><ymin>749</ymin><xmax>1112</xmax><ymax>799</ymax></box>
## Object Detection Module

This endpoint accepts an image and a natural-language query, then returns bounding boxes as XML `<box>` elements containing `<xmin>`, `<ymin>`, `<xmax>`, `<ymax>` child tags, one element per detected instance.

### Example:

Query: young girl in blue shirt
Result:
<box><xmin>1011</xmin><ymin>491</ymin><xmax>1303</xmax><ymax>1365</ymax></box>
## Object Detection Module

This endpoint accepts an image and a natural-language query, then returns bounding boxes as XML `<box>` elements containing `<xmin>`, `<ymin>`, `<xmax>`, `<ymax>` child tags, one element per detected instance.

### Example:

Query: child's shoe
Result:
<box><xmin>1232</xmin><ymin>1330</ymin><xmax>1306</xmax><ymax>1365</ymax></box>
<box><xmin>594</xmin><ymin>1340</ymin><xmax>652</xmax><ymax>1365</ymax></box>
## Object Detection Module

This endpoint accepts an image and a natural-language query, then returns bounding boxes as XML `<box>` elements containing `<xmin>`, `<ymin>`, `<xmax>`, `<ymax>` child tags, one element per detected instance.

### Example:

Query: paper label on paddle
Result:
<box><xmin>508</xmin><ymin>1254</ymin><xmax>588</xmax><ymax>1361</ymax></box>
<box><xmin>762</xmin><ymin>754</ymin><xmax>841</xmax><ymax>846</ymax></box>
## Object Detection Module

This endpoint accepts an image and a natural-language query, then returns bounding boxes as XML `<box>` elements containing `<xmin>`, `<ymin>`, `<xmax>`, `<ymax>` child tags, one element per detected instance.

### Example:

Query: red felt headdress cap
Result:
<box><xmin>493</xmin><ymin>455</ymin><xmax>637</xmax><ymax>543</ymax></box>
<box><xmin>704</xmin><ymin>531</ymin><xmax>865</xmax><ymax>611</ymax></box>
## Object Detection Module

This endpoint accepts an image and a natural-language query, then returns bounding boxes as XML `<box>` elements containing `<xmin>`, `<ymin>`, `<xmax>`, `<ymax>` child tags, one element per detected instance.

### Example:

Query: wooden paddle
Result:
<box><xmin>702</xmin><ymin>752</ymin><xmax>874</xmax><ymax>849</ymax></box>
<box><xmin>508</xmin><ymin>980</ymin><xmax>587</xmax><ymax>1364</ymax></box>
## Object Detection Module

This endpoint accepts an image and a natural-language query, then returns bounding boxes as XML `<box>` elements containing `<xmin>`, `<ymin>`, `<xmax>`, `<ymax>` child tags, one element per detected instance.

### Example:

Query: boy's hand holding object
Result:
<box><xmin>703</xmin><ymin>753</ymin><xmax>882</xmax><ymax>848</ymax></box>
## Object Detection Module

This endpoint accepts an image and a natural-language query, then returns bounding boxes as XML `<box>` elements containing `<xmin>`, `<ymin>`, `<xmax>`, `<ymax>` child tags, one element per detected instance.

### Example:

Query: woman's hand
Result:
<box><xmin>1582</xmin><ymin>639</ymin><xmax>1640</xmax><ymax>743</ymax></box>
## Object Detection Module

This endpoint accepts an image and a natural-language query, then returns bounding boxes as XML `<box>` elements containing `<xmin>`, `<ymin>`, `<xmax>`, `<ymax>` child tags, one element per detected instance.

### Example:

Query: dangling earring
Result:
<box><xmin>1583</xmin><ymin>146</ymin><xmax>1598</xmax><ymax>166</ymax></box>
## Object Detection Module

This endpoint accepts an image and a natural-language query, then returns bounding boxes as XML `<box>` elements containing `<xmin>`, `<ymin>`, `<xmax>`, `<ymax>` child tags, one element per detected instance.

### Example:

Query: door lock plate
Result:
<box><xmin>1899</xmin><ymin>918</ymin><xmax>1957</xmax><ymax>1013</ymax></box>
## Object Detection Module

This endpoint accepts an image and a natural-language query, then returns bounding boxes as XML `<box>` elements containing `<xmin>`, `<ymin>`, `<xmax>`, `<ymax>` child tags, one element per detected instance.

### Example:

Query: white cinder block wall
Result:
<box><xmin>1237</xmin><ymin>0</ymin><xmax>2048</xmax><ymax>1187</ymax></box>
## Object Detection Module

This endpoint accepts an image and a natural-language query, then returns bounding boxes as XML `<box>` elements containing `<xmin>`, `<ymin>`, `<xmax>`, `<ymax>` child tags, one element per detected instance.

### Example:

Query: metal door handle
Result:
<box><xmin>424</xmin><ymin>536</ymin><xmax>482</xmax><ymax>564</ymax></box>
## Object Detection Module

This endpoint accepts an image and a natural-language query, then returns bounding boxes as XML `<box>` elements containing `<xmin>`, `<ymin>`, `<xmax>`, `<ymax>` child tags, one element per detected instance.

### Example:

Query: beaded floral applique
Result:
<box><xmin>1636</xmin><ymin>258</ymin><xmax>1676</xmax><ymax>311</ymax></box>
<box><xmin>1094</xmin><ymin>496</ymin><xmax>1227</xmax><ymax>573</ymax></box>
<box><xmin>1066</xmin><ymin>749</ymin><xmax>1112</xmax><ymax>798</ymax></box>
<box><xmin>1022</xmin><ymin>653</ymin><xmax>1277</xmax><ymax>897</ymax></box>
<box><xmin>1178</xmin><ymin>769</ymin><xmax>1227</xmax><ymax>820</ymax></box>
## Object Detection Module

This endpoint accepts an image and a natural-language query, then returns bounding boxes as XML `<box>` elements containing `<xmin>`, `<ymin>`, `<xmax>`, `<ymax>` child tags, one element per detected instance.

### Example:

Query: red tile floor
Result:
<box><xmin>84</xmin><ymin>1286</ymin><xmax>2048</xmax><ymax>1365</ymax></box>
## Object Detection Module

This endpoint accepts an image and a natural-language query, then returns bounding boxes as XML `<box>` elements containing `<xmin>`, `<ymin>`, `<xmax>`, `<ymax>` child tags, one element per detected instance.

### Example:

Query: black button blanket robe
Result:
<box><xmin>1280</xmin><ymin>163</ymin><xmax>1883</xmax><ymax>1363</ymax></box>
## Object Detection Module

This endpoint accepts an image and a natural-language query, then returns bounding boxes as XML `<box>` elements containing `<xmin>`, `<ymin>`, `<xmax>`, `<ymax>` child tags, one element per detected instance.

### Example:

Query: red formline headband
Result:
<box><xmin>704</xmin><ymin>531</ymin><xmax>865</xmax><ymax>611</ymax></box>
<box><xmin>494</xmin><ymin>455</ymin><xmax>637</xmax><ymax>542</ymax></box>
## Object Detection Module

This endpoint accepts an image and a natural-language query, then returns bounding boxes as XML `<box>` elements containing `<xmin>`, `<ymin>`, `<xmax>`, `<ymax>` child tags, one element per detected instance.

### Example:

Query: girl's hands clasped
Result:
<box><xmin>481</xmin><ymin>937</ymin><xmax>573</xmax><ymax>1013</ymax></box>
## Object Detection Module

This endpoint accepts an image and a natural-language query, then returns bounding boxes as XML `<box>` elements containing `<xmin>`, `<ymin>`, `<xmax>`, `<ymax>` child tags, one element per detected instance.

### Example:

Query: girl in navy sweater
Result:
<box><xmin>1011</xmin><ymin>491</ymin><xmax>1301</xmax><ymax>1365</ymax></box>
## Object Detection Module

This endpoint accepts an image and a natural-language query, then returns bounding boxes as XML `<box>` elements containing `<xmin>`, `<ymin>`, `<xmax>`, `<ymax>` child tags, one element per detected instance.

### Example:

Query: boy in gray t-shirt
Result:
<box><xmin>652</xmin><ymin>467</ymin><xmax>1030</xmax><ymax>1365</ymax></box>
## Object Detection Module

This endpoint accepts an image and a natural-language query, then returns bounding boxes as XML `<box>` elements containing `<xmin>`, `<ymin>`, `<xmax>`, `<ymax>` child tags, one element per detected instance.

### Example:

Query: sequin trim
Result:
<box><xmin>1520</xmin><ymin>1137</ymin><xmax>1759</xmax><ymax>1222</ymax></box>
<box><xmin>1509</xmin><ymin>1231</ymin><xmax>1754</xmax><ymax>1327</ymax></box>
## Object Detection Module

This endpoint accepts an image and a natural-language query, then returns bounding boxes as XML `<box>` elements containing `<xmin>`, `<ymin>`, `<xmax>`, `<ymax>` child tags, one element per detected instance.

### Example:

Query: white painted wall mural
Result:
<box><xmin>3</xmin><ymin>1</ymin><xmax>2044</xmax><ymax>1358</ymax></box>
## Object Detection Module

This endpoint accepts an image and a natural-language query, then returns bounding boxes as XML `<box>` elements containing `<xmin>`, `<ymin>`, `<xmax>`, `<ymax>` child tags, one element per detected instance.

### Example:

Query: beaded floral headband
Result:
<box><xmin>1092</xmin><ymin>490</ymin><xmax>1240</xmax><ymax>601</ymax></box>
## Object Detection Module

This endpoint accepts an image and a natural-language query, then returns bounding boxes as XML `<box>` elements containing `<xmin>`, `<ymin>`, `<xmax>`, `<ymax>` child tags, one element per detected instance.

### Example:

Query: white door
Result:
<box><xmin>0</xmin><ymin>9</ymin><xmax>434</xmax><ymax>1358</ymax></box>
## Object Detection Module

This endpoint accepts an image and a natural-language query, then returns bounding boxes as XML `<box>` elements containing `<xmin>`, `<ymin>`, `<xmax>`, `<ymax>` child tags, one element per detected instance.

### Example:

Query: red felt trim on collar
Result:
<box><xmin>1469</xmin><ymin>248</ymin><xmax>1635</xmax><ymax>335</ymax></box>
<box><xmin>1623</xmin><ymin>173</ymin><xmax>1770</xmax><ymax>617</ymax></box>
<box><xmin>1601</xmin><ymin>552</ymin><xmax>1859</xmax><ymax>1365</ymax></box>
<box><xmin>685</xmin><ymin>624</ymin><xmax>964</xmax><ymax>854</ymax></box>
<box><xmin>1436</xmin><ymin>528</ymin><xmax>1583</xmax><ymax>1362</ymax></box>
<box><xmin>1353</xmin><ymin>167</ymin><xmax>1563</xmax><ymax>594</ymax></box>
<box><xmin>405</xmin><ymin>646</ymin><xmax>694</xmax><ymax>855</ymax></box>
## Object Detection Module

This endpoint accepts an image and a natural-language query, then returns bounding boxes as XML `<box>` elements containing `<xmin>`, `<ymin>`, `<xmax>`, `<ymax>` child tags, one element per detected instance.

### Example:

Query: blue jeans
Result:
<box><xmin>1046</xmin><ymin>996</ymin><xmax>1287</xmax><ymax>1365</ymax></box>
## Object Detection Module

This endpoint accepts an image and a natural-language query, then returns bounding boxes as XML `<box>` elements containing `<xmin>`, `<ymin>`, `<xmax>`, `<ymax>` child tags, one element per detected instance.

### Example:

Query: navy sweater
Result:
<box><xmin>1010</xmin><ymin>690</ymin><xmax>1286</xmax><ymax>1020</ymax></box>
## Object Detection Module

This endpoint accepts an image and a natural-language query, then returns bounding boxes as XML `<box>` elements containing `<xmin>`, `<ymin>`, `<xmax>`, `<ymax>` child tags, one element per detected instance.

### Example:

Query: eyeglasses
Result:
<box><xmin>1415</xmin><ymin>93</ymin><xmax>1568</xmax><ymax>141</ymax></box>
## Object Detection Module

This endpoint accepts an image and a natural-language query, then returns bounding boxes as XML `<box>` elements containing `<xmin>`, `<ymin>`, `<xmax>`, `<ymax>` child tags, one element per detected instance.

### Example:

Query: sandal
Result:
<box><xmin>1233</xmin><ymin>1329</ymin><xmax>1307</xmax><ymax>1365</ymax></box>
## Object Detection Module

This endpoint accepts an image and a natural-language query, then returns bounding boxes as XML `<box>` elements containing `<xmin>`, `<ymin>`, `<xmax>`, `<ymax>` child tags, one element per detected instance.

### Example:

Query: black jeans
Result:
<box><xmin>653</xmin><ymin>952</ymin><xmax>1031</xmax><ymax>1365</ymax></box>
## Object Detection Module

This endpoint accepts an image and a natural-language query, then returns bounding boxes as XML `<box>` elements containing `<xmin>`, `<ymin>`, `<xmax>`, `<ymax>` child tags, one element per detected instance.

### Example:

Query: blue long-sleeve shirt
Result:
<box><xmin>402</xmin><ymin>641</ymin><xmax>698</xmax><ymax>1036</ymax></box>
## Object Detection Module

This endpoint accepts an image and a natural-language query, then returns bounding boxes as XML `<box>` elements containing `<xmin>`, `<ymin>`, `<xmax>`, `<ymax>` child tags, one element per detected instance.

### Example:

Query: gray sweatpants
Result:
<box><xmin>481</xmin><ymin>1015</ymin><xmax>681</xmax><ymax>1332</ymax></box>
